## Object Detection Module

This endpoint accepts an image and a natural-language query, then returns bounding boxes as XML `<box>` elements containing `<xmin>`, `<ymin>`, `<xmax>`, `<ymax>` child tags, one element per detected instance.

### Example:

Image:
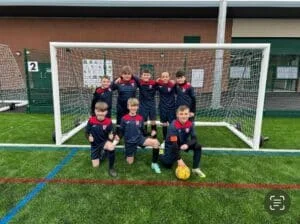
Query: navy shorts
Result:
<box><xmin>125</xmin><ymin>136</ymin><xmax>147</xmax><ymax>157</ymax></box>
<box><xmin>159</xmin><ymin>153</ymin><xmax>176</xmax><ymax>168</ymax></box>
<box><xmin>159</xmin><ymin>107</ymin><xmax>176</xmax><ymax>123</ymax></box>
<box><xmin>139</xmin><ymin>105</ymin><xmax>156</xmax><ymax>121</ymax></box>
<box><xmin>90</xmin><ymin>143</ymin><xmax>105</xmax><ymax>160</ymax></box>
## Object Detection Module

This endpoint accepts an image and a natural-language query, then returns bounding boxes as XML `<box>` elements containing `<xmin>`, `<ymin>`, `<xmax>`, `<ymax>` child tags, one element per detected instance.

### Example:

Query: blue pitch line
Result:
<box><xmin>0</xmin><ymin>148</ymin><xmax>78</xmax><ymax>224</ymax></box>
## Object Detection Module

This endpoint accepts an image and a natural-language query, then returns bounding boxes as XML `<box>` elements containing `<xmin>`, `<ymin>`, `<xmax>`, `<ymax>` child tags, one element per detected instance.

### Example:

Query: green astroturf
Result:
<box><xmin>0</xmin><ymin>150</ymin><xmax>299</xmax><ymax>223</ymax></box>
<box><xmin>0</xmin><ymin>150</ymin><xmax>69</xmax><ymax>178</ymax></box>
<box><xmin>1</xmin><ymin>113</ymin><xmax>300</xmax><ymax>149</ymax></box>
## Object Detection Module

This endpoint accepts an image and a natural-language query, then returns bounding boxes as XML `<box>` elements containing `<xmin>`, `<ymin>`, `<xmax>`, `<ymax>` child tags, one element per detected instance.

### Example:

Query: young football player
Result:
<box><xmin>156</xmin><ymin>71</ymin><xmax>176</xmax><ymax>140</ymax></box>
<box><xmin>86</xmin><ymin>102</ymin><xmax>119</xmax><ymax>177</ymax></box>
<box><xmin>91</xmin><ymin>76</ymin><xmax>113</xmax><ymax>117</ymax></box>
<box><xmin>175</xmin><ymin>70</ymin><xmax>196</xmax><ymax>120</ymax></box>
<box><xmin>134</xmin><ymin>69</ymin><xmax>158</xmax><ymax>137</ymax></box>
<box><xmin>111</xmin><ymin>66</ymin><xmax>138</xmax><ymax>134</ymax></box>
<box><xmin>117</xmin><ymin>98</ymin><xmax>161</xmax><ymax>173</ymax></box>
<box><xmin>160</xmin><ymin>105</ymin><xmax>206</xmax><ymax>178</ymax></box>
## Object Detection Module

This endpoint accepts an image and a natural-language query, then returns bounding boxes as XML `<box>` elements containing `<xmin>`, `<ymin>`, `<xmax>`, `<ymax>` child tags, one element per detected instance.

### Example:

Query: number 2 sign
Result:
<box><xmin>27</xmin><ymin>61</ymin><xmax>39</xmax><ymax>72</ymax></box>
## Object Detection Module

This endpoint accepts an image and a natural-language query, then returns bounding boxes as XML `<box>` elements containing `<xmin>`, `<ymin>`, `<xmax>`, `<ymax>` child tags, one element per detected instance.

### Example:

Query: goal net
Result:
<box><xmin>0</xmin><ymin>44</ymin><xmax>28</xmax><ymax>112</ymax></box>
<box><xmin>50</xmin><ymin>42</ymin><xmax>270</xmax><ymax>149</ymax></box>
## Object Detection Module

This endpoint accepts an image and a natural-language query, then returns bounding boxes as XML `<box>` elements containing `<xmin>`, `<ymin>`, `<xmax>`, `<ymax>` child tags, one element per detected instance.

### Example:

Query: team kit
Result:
<box><xmin>86</xmin><ymin>65</ymin><xmax>206</xmax><ymax>179</ymax></box>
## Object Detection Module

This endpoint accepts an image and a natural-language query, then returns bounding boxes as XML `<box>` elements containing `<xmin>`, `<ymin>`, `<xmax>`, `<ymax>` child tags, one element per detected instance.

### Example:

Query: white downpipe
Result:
<box><xmin>211</xmin><ymin>0</ymin><xmax>227</xmax><ymax>109</ymax></box>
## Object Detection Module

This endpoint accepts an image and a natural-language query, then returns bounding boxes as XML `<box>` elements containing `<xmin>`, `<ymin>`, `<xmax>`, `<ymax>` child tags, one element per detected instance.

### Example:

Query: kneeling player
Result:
<box><xmin>117</xmin><ymin>98</ymin><xmax>161</xmax><ymax>173</ymax></box>
<box><xmin>160</xmin><ymin>105</ymin><xmax>206</xmax><ymax>178</ymax></box>
<box><xmin>86</xmin><ymin>102</ymin><xmax>119</xmax><ymax>177</ymax></box>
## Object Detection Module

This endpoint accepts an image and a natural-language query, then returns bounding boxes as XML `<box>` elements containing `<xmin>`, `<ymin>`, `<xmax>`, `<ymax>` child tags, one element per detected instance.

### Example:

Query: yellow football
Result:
<box><xmin>175</xmin><ymin>165</ymin><xmax>191</xmax><ymax>180</ymax></box>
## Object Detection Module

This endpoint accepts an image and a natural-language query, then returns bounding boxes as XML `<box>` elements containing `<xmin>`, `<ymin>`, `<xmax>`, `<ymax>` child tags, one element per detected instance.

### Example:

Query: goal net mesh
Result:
<box><xmin>53</xmin><ymin>46</ymin><xmax>264</xmax><ymax>146</ymax></box>
<box><xmin>0</xmin><ymin>45</ymin><xmax>27</xmax><ymax>111</ymax></box>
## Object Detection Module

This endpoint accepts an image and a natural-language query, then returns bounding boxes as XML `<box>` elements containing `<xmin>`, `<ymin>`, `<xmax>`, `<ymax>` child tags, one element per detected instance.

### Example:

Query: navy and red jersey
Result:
<box><xmin>86</xmin><ymin>116</ymin><xmax>113</xmax><ymax>147</ymax></box>
<box><xmin>111</xmin><ymin>78</ymin><xmax>138</xmax><ymax>109</ymax></box>
<box><xmin>175</xmin><ymin>82</ymin><xmax>196</xmax><ymax>113</ymax></box>
<box><xmin>91</xmin><ymin>86</ymin><xmax>113</xmax><ymax>114</ymax></box>
<box><xmin>138</xmin><ymin>79</ymin><xmax>157</xmax><ymax>109</ymax></box>
<box><xmin>157</xmin><ymin>80</ymin><xmax>176</xmax><ymax>110</ymax></box>
<box><xmin>119</xmin><ymin>114</ymin><xmax>144</xmax><ymax>144</ymax></box>
<box><xmin>165</xmin><ymin>119</ymin><xmax>196</xmax><ymax>151</ymax></box>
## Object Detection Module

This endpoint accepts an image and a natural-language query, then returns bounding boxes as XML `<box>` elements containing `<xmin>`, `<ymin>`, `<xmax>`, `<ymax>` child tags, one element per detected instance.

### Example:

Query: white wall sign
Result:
<box><xmin>276</xmin><ymin>66</ymin><xmax>298</xmax><ymax>79</ymax></box>
<box><xmin>83</xmin><ymin>59</ymin><xmax>113</xmax><ymax>88</ymax></box>
<box><xmin>230</xmin><ymin>66</ymin><xmax>250</xmax><ymax>79</ymax></box>
<box><xmin>27</xmin><ymin>61</ymin><xmax>39</xmax><ymax>72</ymax></box>
<box><xmin>191</xmin><ymin>69</ymin><xmax>204</xmax><ymax>87</ymax></box>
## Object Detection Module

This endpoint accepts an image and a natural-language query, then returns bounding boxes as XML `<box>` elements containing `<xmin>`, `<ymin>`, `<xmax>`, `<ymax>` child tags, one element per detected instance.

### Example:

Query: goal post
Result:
<box><xmin>0</xmin><ymin>44</ymin><xmax>28</xmax><ymax>112</ymax></box>
<box><xmin>50</xmin><ymin>42</ymin><xmax>270</xmax><ymax>149</ymax></box>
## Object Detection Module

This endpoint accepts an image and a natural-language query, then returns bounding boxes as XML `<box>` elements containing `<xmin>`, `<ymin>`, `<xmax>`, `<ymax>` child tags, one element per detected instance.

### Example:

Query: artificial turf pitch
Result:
<box><xmin>0</xmin><ymin>149</ymin><xmax>299</xmax><ymax>224</ymax></box>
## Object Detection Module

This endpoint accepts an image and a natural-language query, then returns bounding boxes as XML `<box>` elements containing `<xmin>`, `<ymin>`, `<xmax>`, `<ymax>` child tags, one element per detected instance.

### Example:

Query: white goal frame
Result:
<box><xmin>50</xmin><ymin>42</ymin><xmax>270</xmax><ymax>149</ymax></box>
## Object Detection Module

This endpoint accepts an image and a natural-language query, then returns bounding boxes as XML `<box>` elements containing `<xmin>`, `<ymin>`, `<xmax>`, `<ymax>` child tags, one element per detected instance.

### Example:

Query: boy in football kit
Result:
<box><xmin>117</xmin><ymin>98</ymin><xmax>161</xmax><ymax>173</ymax></box>
<box><xmin>112</xmin><ymin>66</ymin><xmax>138</xmax><ymax>134</ymax></box>
<box><xmin>134</xmin><ymin>69</ymin><xmax>158</xmax><ymax>137</ymax></box>
<box><xmin>91</xmin><ymin>76</ymin><xmax>113</xmax><ymax>117</ymax></box>
<box><xmin>86</xmin><ymin>102</ymin><xmax>119</xmax><ymax>177</ymax></box>
<box><xmin>160</xmin><ymin>105</ymin><xmax>206</xmax><ymax>178</ymax></box>
<box><xmin>156</xmin><ymin>71</ymin><xmax>176</xmax><ymax>140</ymax></box>
<box><xmin>175</xmin><ymin>70</ymin><xmax>196</xmax><ymax>120</ymax></box>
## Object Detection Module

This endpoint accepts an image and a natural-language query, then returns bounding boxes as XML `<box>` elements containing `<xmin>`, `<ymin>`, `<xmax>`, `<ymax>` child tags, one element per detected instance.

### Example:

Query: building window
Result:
<box><xmin>232</xmin><ymin>37</ymin><xmax>300</xmax><ymax>92</ymax></box>
<box><xmin>269</xmin><ymin>55</ymin><xmax>299</xmax><ymax>92</ymax></box>
<box><xmin>184</xmin><ymin>36</ymin><xmax>201</xmax><ymax>43</ymax></box>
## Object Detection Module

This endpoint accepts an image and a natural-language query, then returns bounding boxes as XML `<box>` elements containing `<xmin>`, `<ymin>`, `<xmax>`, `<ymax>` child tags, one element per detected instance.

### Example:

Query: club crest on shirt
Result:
<box><xmin>103</xmin><ymin>125</ymin><xmax>107</xmax><ymax>130</ymax></box>
<box><xmin>136</xmin><ymin>121</ymin><xmax>140</xmax><ymax>125</ymax></box>
<box><xmin>149</xmin><ymin>85</ymin><xmax>152</xmax><ymax>89</ymax></box>
<box><xmin>185</xmin><ymin>128</ymin><xmax>190</xmax><ymax>133</ymax></box>
<box><xmin>131</xmin><ymin>83</ymin><xmax>135</xmax><ymax>87</ymax></box>
<box><xmin>182</xmin><ymin>88</ymin><xmax>186</xmax><ymax>92</ymax></box>
<box><xmin>168</xmin><ymin>87</ymin><xmax>171</xmax><ymax>92</ymax></box>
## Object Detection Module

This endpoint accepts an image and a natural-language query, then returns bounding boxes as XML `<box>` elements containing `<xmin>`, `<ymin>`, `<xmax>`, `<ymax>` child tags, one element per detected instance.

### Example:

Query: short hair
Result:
<box><xmin>127</xmin><ymin>98</ymin><xmax>139</xmax><ymax>106</ymax></box>
<box><xmin>176</xmin><ymin>105</ymin><xmax>190</xmax><ymax>113</ymax></box>
<box><xmin>101</xmin><ymin>76</ymin><xmax>110</xmax><ymax>81</ymax></box>
<box><xmin>95</xmin><ymin>101</ymin><xmax>108</xmax><ymax>111</ymax></box>
<box><xmin>141</xmin><ymin>69</ymin><xmax>151</xmax><ymax>74</ymax></box>
<box><xmin>175</xmin><ymin>70</ymin><xmax>186</xmax><ymax>78</ymax></box>
<box><xmin>121</xmin><ymin>65</ymin><xmax>133</xmax><ymax>74</ymax></box>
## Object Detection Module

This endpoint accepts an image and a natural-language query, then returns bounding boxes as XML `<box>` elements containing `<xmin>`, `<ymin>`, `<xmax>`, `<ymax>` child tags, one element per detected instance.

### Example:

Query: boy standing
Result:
<box><xmin>112</xmin><ymin>66</ymin><xmax>138</xmax><ymax>133</ymax></box>
<box><xmin>160</xmin><ymin>105</ymin><xmax>206</xmax><ymax>178</ymax></box>
<box><xmin>156</xmin><ymin>71</ymin><xmax>176</xmax><ymax>140</ymax></box>
<box><xmin>175</xmin><ymin>70</ymin><xmax>196</xmax><ymax>119</ymax></box>
<box><xmin>135</xmin><ymin>69</ymin><xmax>158</xmax><ymax>137</ymax></box>
<box><xmin>86</xmin><ymin>102</ymin><xmax>118</xmax><ymax>177</ymax></box>
<box><xmin>117</xmin><ymin>98</ymin><xmax>161</xmax><ymax>173</ymax></box>
<box><xmin>91</xmin><ymin>76</ymin><xmax>113</xmax><ymax>117</ymax></box>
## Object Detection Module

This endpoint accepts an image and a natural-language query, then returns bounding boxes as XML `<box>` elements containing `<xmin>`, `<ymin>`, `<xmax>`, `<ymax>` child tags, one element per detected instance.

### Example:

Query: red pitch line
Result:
<box><xmin>1</xmin><ymin>177</ymin><xmax>300</xmax><ymax>190</ymax></box>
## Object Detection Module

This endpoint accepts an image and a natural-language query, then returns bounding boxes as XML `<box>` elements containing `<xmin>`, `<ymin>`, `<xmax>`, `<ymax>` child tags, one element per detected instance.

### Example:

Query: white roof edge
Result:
<box><xmin>0</xmin><ymin>0</ymin><xmax>300</xmax><ymax>8</ymax></box>
<box><xmin>0</xmin><ymin>0</ymin><xmax>220</xmax><ymax>7</ymax></box>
